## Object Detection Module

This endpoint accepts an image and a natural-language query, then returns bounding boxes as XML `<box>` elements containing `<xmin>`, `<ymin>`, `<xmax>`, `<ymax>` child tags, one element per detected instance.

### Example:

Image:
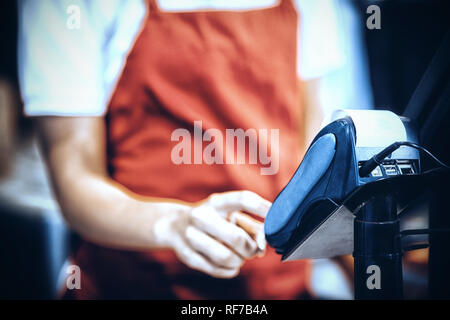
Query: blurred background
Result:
<box><xmin>0</xmin><ymin>0</ymin><xmax>449</xmax><ymax>299</ymax></box>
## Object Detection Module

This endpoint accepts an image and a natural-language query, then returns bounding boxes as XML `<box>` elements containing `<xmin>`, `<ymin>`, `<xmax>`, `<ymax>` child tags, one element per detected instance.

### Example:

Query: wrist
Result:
<box><xmin>149</xmin><ymin>201</ymin><xmax>191</xmax><ymax>249</ymax></box>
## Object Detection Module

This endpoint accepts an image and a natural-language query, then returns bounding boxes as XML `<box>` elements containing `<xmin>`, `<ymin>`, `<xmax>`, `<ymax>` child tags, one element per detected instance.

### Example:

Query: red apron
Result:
<box><xmin>67</xmin><ymin>0</ymin><xmax>311</xmax><ymax>299</ymax></box>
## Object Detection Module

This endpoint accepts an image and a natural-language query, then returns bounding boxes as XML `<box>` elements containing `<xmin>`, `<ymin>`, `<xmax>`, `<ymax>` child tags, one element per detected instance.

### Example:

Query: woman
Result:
<box><xmin>18</xmin><ymin>0</ymin><xmax>344</xmax><ymax>299</ymax></box>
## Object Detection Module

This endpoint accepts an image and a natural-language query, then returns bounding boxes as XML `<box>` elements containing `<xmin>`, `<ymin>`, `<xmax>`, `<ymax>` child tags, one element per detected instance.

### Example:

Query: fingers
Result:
<box><xmin>191</xmin><ymin>206</ymin><xmax>258</xmax><ymax>258</ymax></box>
<box><xmin>168</xmin><ymin>191</ymin><xmax>271</xmax><ymax>278</ymax></box>
<box><xmin>230</xmin><ymin>211</ymin><xmax>262</xmax><ymax>237</ymax></box>
<box><xmin>230</xmin><ymin>211</ymin><xmax>266</xmax><ymax>252</ymax></box>
<box><xmin>173</xmin><ymin>235</ymin><xmax>239</xmax><ymax>279</ymax></box>
<box><xmin>208</xmin><ymin>190</ymin><xmax>271</xmax><ymax>218</ymax></box>
<box><xmin>185</xmin><ymin>226</ymin><xmax>243</xmax><ymax>269</ymax></box>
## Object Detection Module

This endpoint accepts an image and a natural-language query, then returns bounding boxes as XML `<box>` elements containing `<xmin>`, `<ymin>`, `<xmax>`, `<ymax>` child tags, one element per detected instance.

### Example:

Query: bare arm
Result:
<box><xmin>299</xmin><ymin>78</ymin><xmax>325</xmax><ymax>150</ymax></box>
<box><xmin>36</xmin><ymin>116</ymin><xmax>270</xmax><ymax>278</ymax></box>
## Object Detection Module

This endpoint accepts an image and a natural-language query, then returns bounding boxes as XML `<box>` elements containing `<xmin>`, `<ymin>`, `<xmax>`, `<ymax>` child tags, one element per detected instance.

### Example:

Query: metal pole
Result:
<box><xmin>353</xmin><ymin>195</ymin><xmax>403</xmax><ymax>299</ymax></box>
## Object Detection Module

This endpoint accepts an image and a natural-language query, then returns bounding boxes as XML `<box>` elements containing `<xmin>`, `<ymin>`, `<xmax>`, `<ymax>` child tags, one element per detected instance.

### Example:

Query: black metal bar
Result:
<box><xmin>353</xmin><ymin>195</ymin><xmax>403</xmax><ymax>299</ymax></box>
<box><xmin>401</xmin><ymin>228</ymin><xmax>450</xmax><ymax>236</ymax></box>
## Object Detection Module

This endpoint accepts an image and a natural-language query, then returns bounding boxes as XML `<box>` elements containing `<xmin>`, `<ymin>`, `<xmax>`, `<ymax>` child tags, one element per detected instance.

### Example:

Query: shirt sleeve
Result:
<box><xmin>18</xmin><ymin>0</ymin><xmax>109</xmax><ymax>116</ymax></box>
<box><xmin>295</xmin><ymin>0</ymin><xmax>345</xmax><ymax>80</ymax></box>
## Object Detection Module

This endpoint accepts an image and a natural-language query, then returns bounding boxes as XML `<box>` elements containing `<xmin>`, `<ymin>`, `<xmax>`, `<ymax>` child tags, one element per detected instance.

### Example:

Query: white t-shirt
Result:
<box><xmin>18</xmin><ymin>0</ymin><xmax>346</xmax><ymax>116</ymax></box>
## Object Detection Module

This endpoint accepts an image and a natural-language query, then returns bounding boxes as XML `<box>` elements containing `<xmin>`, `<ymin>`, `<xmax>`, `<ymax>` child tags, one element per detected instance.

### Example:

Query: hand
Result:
<box><xmin>157</xmin><ymin>191</ymin><xmax>271</xmax><ymax>278</ymax></box>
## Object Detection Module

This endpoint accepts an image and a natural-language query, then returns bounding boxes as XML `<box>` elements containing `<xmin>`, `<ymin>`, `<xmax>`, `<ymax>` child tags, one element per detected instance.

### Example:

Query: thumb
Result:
<box><xmin>208</xmin><ymin>190</ymin><xmax>271</xmax><ymax>219</ymax></box>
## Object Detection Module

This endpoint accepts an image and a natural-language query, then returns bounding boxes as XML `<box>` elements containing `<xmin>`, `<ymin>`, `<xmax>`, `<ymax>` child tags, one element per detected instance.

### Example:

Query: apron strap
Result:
<box><xmin>148</xmin><ymin>0</ymin><xmax>160</xmax><ymax>13</ymax></box>
<box><xmin>148</xmin><ymin>0</ymin><xmax>292</xmax><ymax>13</ymax></box>
<box><xmin>280</xmin><ymin>0</ymin><xmax>294</xmax><ymax>9</ymax></box>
